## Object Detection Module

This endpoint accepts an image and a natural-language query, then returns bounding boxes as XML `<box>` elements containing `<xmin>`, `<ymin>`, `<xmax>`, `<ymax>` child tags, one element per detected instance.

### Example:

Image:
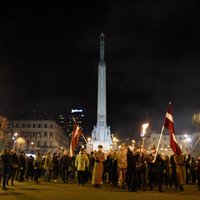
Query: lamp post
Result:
<box><xmin>15</xmin><ymin>137</ymin><xmax>26</xmax><ymax>154</ymax></box>
<box><xmin>12</xmin><ymin>132</ymin><xmax>18</xmax><ymax>151</ymax></box>
<box><xmin>87</xmin><ymin>137</ymin><xmax>91</xmax><ymax>142</ymax></box>
<box><xmin>112</xmin><ymin>136</ymin><xmax>119</xmax><ymax>150</ymax></box>
<box><xmin>86</xmin><ymin>137</ymin><xmax>92</xmax><ymax>153</ymax></box>
<box><xmin>183</xmin><ymin>134</ymin><xmax>192</xmax><ymax>154</ymax></box>
<box><xmin>29</xmin><ymin>142</ymin><xmax>34</xmax><ymax>154</ymax></box>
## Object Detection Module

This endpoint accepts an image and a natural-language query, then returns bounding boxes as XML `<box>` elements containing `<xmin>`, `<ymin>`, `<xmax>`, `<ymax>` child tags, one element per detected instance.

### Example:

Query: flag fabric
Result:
<box><xmin>69</xmin><ymin>121</ymin><xmax>83</xmax><ymax>157</ymax></box>
<box><xmin>164</xmin><ymin>102</ymin><xmax>182</xmax><ymax>155</ymax></box>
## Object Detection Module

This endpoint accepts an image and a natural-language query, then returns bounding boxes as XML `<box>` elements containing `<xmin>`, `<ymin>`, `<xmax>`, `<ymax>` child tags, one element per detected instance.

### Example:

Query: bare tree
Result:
<box><xmin>0</xmin><ymin>116</ymin><xmax>9</xmax><ymax>148</ymax></box>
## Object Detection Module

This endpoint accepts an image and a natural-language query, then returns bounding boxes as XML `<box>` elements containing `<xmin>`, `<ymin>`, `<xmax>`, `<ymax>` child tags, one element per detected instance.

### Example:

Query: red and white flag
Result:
<box><xmin>164</xmin><ymin>102</ymin><xmax>182</xmax><ymax>155</ymax></box>
<box><xmin>69</xmin><ymin>121</ymin><xmax>83</xmax><ymax>157</ymax></box>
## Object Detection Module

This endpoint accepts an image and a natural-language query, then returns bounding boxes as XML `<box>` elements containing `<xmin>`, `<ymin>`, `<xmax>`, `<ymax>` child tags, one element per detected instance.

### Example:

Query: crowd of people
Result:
<box><xmin>0</xmin><ymin>142</ymin><xmax>200</xmax><ymax>192</ymax></box>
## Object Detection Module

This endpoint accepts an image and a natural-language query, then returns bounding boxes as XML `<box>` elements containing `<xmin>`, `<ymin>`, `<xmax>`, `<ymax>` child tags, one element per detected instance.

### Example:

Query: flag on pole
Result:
<box><xmin>164</xmin><ymin>102</ymin><xmax>182</xmax><ymax>155</ymax></box>
<box><xmin>69</xmin><ymin>121</ymin><xmax>83</xmax><ymax>157</ymax></box>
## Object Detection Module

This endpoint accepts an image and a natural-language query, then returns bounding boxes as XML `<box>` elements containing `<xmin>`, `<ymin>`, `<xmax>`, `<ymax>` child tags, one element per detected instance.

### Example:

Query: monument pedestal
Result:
<box><xmin>90</xmin><ymin>125</ymin><xmax>113</xmax><ymax>151</ymax></box>
<box><xmin>87</xmin><ymin>141</ymin><xmax>113</xmax><ymax>152</ymax></box>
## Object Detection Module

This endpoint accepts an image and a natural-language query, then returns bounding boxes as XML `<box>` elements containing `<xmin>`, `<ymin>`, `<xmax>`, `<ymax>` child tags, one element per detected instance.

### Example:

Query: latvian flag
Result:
<box><xmin>69</xmin><ymin>121</ymin><xmax>83</xmax><ymax>157</ymax></box>
<box><xmin>164</xmin><ymin>102</ymin><xmax>182</xmax><ymax>155</ymax></box>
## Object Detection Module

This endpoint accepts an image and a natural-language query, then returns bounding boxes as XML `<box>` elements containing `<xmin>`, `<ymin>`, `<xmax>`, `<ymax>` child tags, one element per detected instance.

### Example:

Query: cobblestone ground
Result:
<box><xmin>0</xmin><ymin>181</ymin><xmax>199</xmax><ymax>200</ymax></box>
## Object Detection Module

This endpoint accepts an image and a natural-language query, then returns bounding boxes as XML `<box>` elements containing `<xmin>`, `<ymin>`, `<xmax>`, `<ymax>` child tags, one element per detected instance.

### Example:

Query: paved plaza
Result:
<box><xmin>0</xmin><ymin>181</ymin><xmax>199</xmax><ymax>200</ymax></box>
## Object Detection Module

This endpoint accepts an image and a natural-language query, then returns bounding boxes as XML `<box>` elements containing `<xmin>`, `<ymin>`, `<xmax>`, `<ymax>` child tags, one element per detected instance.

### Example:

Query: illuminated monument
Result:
<box><xmin>90</xmin><ymin>33</ymin><xmax>113</xmax><ymax>150</ymax></box>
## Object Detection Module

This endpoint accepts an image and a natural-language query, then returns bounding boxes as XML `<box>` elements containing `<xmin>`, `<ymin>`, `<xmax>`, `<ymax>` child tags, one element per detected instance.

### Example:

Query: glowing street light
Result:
<box><xmin>186</xmin><ymin>137</ymin><xmax>191</xmax><ymax>143</ymax></box>
<box><xmin>112</xmin><ymin>136</ymin><xmax>119</xmax><ymax>149</ymax></box>
<box><xmin>15</xmin><ymin>137</ymin><xmax>26</xmax><ymax>154</ymax></box>
<box><xmin>12</xmin><ymin>132</ymin><xmax>19</xmax><ymax>150</ymax></box>
<box><xmin>86</xmin><ymin>137</ymin><xmax>93</xmax><ymax>153</ymax></box>
<box><xmin>29</xmin><ymin>142</ymin><xmax>34</xmax><ymax>153</ymax></box>
<box><xmin>183</xmin><ymin>134</ymin><xmax>192</xmax><ymax>154</ymax></box>
<box><xmin>14</xmin><ymin>132</ymin><xmax>18</xmax><ymax>137</ymax></box>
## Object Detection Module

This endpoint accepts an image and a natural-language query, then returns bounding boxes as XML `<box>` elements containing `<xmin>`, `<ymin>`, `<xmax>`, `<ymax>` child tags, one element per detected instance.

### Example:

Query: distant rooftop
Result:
<box><xmin>6</xmin><ymin>109</ymin><xmax>54</xmax><ymax>121</ymax></box>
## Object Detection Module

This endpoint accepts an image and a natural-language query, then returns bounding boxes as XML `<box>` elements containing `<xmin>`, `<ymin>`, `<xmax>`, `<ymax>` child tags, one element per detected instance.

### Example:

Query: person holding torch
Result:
<box><xmin>135</xmin><ymin>123</ymin><xmax>149</xmax><ymax>191</ymax></box>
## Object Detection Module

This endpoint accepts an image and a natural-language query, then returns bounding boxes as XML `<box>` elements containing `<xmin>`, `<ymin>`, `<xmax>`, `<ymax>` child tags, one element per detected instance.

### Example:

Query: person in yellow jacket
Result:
<box><xmin>75</xmin><ymin>148</ymin><xmax>89</xmax><ymax>186</ymax></box>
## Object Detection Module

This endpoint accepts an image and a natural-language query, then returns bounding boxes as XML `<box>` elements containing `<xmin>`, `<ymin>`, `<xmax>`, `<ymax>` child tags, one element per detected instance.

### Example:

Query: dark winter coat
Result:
<box><xmin>1</xmin><ymin>153</ymin><xmax>11</xmax><ymax>175</ymax></box>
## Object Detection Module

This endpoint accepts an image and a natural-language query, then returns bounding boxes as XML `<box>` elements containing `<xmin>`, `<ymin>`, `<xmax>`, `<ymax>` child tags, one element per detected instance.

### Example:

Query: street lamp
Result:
<box><xmin>183</xmin><ymin>134</ymin><xmax>192</xmax><ymax>154</ymax></box>
<box><xmin>12</xmin><ymin>132</ymin><xmax>18</xmax><ymax>150</ymax></box>
<box><xmin>15</xmin><ymin>137</ymin><xmax>26</xmax><ymax>154</ymax></box>
<box><xmin>14</xmin><ymin>132</ymin><xmax>18</xmax><ymax>137</ymax></box>
<box><xmin>86</xmin><ymin>137</ymin><xmax>93</xmax><ymax>153</ymax></box>
<box><xmin>112</xmin><ymin>136</ymin><xmax>119</xmax><ymax>149</ymax></box>
<box><xmin>29</xmin><ymin>142</ymin><xmax>34</xmax><ymax>154</ymax></box>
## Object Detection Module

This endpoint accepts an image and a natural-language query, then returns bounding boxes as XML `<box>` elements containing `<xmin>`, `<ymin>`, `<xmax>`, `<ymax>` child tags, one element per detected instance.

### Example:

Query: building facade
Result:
<box><xmin>145</xmin><ymin>132</ymin><xmax>199</xmax><ymax>157</ymax></box>
<box><xmin>58</xmin><ymin>109</ymin><xmax>85</xmax><ymax>137</ymax></box>
<box><xmin>6</xmin><ymin>119</ymin><xmax>69</xmax><ymax>155</ymax></box>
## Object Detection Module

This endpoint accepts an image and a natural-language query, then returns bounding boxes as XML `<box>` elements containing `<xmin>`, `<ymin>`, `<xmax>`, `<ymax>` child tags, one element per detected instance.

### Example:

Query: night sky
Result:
<box><xmin>1</xmin><ymin>1</ymin><xmax>200</xmax><ymax>139</ymax></box>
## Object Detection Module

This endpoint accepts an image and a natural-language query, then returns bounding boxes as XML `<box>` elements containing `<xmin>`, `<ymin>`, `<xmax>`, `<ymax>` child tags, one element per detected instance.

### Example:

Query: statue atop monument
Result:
<box><xmin>100</xmin><ymin>33</ymin><xmax>105</xmax><ymax>63</ymax></box>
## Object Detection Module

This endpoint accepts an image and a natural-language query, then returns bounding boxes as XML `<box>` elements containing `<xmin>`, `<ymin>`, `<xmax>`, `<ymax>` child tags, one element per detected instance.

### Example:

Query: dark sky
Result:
<box><xmin>1</xmin><ymin>1</ymin><xmax>200</xmax><ymax>139</ymax></box>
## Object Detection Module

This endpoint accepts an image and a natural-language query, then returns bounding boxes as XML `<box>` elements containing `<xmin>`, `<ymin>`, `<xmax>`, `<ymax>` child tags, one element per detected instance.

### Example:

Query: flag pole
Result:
<box><xmin>152</xmin><ymin>125</ymin><xmax>165</xmax><ymax>163</ymax></box>
<box><xmin>71</xmin><ymin>117</ymin><xmax>87</xmax><ymax>143</ymax></box>
<box><xmin>152</xmin><ymin>101</ymin><xmax>171</xmax><ymax>161</ymax></box>
<box><xmin>81</xmin><ymin>133</ymin><xmax>88</xmax><ymax>144</ymax></box>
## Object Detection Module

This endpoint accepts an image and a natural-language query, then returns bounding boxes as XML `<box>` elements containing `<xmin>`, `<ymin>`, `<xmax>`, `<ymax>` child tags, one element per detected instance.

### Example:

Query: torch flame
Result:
<box><xmin>141</xmin><ymin>123</ymin><xmax>149</xmax><ymax>137</ymax></box>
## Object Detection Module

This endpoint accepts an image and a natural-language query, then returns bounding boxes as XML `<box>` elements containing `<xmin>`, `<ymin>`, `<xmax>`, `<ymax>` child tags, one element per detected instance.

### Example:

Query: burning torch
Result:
<box><xmin>140</xmin><ymin>123</ymin><xmax>149</xmax><ymax>149</ymax></box>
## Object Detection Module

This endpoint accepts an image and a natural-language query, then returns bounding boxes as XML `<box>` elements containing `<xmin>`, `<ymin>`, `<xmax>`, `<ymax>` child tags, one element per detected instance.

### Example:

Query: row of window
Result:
<box><xmin>152</xmin><ymin>136</ymin><xmax>192</xmax><ymax>141</ymax></box>
<box><xmin>20</xmin><ymin>131</ymin><xmax>54</xmax><ymax>138</ymax></box>
<box><xmin>13</xmin><ymin>123</ymin><xmax>54</xmax><ymax>129</ymax></box>
<box><xmin>27</xmin><ymin>140</ymin><xmax>53</xmax><ymax>147</ymax></box>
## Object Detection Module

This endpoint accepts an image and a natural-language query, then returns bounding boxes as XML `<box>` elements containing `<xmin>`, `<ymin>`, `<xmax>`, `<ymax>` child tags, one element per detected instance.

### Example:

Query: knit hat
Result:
<box><xmin>98</xmin><ymin>145</ymin><xmax>103</xmax><ymax>149</ymax></box>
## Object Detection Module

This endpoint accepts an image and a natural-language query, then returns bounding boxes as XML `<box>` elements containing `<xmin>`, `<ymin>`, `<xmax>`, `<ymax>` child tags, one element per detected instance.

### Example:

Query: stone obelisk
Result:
<box><xmin>90</xmin><ymin>33</ymin><xmax>113</xmax><ymax>150</ymax></box>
